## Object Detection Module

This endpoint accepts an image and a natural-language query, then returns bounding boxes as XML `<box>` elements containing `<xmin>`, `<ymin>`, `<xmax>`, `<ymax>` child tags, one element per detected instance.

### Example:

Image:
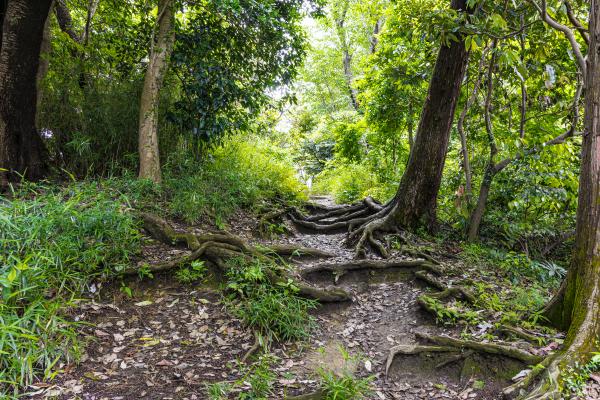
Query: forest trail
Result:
<box><xmin>34</xmin><ymin>197</ymin><xmax>516</xmax><ymax>400</ymax></box>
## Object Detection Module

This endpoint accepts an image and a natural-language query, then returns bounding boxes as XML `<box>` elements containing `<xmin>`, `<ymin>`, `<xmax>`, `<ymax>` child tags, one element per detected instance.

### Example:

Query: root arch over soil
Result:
<box><xmin>130</xmin><ymin>212</ymin><xmax>351</xmax><ymax>303</ymax></box>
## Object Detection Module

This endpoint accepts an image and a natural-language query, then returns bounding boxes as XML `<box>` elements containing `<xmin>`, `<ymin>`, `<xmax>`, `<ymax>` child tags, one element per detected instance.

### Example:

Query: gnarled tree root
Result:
<box><xmin>416</xmin><ymin>333</ymin><xmax>543</xmax><ymax>365</ymax></box>
<box><xmin>385</xmin><ymin>333</ymin><xmax>543</xmax><ymax>376</ymax></box>
<box><xmin>133</xmin><ymin>213</ymin><xmax>352</xmax><ymax>303</ymax></box>
<box><xmin>300</xmin><ymin>259</ymin><xmax>442</xmax><ymax>283</ymax></box>
<box><xmin>414</xmin><ymin>270</ymin><xmax>476</xmax><ymax>320</ymax></box>
<box><xmin>501</xmin><ymin>356</ymin><xmax>555</xmax><ymax>399</ymax></box>
<box><xmin>497</xmin><ymin>325</ymin><xmax>545</xmax><ymax>345</ymax></box>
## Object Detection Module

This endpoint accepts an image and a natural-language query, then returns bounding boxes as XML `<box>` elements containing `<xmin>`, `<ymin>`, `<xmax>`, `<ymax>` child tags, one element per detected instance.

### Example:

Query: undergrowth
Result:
<box><xmin>562</xmin><ymin>352</ymin><xmax>600</xmax><ymax>397</ymax></box>
<box><xmin>224</xmin><ymin>258</ymin><xmax>317</xmax><ymax>342</ymax></box>
<box><xmin>0</xmin><ymin>182</ymin><xmax>140</xmax><ymax>396</ymax></box>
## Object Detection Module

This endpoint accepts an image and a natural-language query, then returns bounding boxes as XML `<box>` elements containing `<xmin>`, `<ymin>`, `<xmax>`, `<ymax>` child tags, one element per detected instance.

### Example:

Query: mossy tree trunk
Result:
<box><xmin>519</xmin><ymin>2</ymin><xmax>600</xmax><ymax>397</ymax></box>
<box><xmin>543</xmin><ymin>0</ymin><xmax>600</xmax><ymax>340</ymax></box>
<box><xmin>138</xmin><ymin>0</ymin><xmax>175</xmax><ymax>184</ymax></box>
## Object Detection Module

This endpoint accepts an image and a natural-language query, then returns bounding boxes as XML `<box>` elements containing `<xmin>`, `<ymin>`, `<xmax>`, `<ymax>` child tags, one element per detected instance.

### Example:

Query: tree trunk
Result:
<box><xmin>138</xmin><ymin>0</ymin><xmax>175</xmax><ymax>184</ymax></box>
<box><xmin>369</xmin><ymin>17</ymin><xmax>382</xmax><ymax>54</ymax></box>
<box><xmin>0</xmin><ymin>0</ymin><xmax>53</xmax><ymax>186</ymax></box>
<box><xmin>543</xmin><ymin>4</ymin><xmax>600</xmax><ymax>334</ymax></box>
<box><xmin>334</xmin><ymin>0</ymin><xmax>359</xmax><ymax>113</ymax></box>
<box><xmin>385</xmin><ymin>0</ymin><xmax>471</xmax><ymax>229</ymax></box>
<box><xmin>467</xmin><ymin>166</ymin><xmax>494</xmax><ymax>241</ymax></box>
<box><xmin>0</xmin><ymin>0</ymin><xmax>7</xmax><ymax>51</ymax></box>
<box><xmin>36</xmin><ymin>1</ymin><xmax>53</xmax><ymax>126</ymax></box>
<box><xmin>517</xmin><ymin>3</ymin><xmax>600</xmax><ymax>397</ymax></box>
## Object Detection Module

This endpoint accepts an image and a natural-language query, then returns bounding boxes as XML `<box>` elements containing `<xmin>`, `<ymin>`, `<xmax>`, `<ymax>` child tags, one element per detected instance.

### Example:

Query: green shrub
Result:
<box><xmin>175</xmin><ymin>260</ymin><xmax>208</xmax><ymax>284</ymax></box>
<box><xmin>0</xmin><ymin>182</ymin><xmax>140</xmax><ymax>396</ymax></box>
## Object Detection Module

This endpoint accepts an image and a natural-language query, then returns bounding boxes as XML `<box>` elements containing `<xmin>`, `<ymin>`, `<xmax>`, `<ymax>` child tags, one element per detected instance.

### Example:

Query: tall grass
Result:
<box><xmin>165</xmin><ymin>139</ymin><xmax>307</xmax><ymax>225</ymax></box>
<box><xmin>0</xmin><ymin>183</ymin><xmax>140</xmax><ymax>396</ymax></box>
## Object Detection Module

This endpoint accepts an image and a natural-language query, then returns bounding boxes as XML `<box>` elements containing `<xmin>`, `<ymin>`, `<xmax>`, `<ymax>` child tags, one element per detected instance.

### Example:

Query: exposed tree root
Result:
<box><xmin>241</xmin><ymin>331</ymin><xmax>264</xmax><ymax>363</ymax></box>
<box><xmin>497</xmin><ymin>325</ymin><xmax>544</xmax><ymax>345</ymax></box>
<box><xmin>259</xmin><ymin>244</ymin><xmax>335</xmax><ymax>259</ymax></box>
<box><xmin>416</xmin><ymin>333</ymin><xmax>543</xmax><ymax>365</ymax></box>
<box><xmin>414</xmin><ymin>270</ymin><xmax>476</xmax><ymax>305</ymax></box>
<box><xmin>134</xmin><ymin>213</ymin><xmax>352</xmax><ymax>303</ymax></box>
<box><xmin>501</xmin><ymin>356</ymin><xmax>555</xmax><ymax>399</ymax></box>
<box><xmin>258</xmin><ymin>208</ymin><xmax>290</xmax><ymax>238</ymax></box>
<box><xmin>385</xmin><ymin>344</ymin><xmax>460</xmax><ymax>375</ymax></box>
<box><xmin>300</xmin><ymin>259</ymin><xmax>442</xmax><ymax>283</ymax></box>
<box><xmin>386</xmin><ymin>333</ymin><xmax>543</xmax><ymax>378</ymax></box>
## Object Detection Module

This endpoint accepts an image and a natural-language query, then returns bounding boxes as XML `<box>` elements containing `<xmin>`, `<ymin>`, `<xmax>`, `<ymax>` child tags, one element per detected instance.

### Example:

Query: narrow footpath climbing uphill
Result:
<box><xmin>31</xmin><ymin>197</ymin><xmax>573</xmax><ymax>400</ymax></box>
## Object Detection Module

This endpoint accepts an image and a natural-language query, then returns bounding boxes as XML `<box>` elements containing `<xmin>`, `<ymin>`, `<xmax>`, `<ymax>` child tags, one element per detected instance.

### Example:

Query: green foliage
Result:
<box><xmin>175</xmin><ymin>261</ymin><xmax>208</xmax><ymax>284</ymax></box>
<box><xmin>166</xmin><ymin>139</ymin><xmax>307</xmax><ymax>225</ymax></box>
<box><xmin>313</xmin><ymin>163</ymin><xmax>381</xmax><ymax>204</ymax></box>
<box><xmin>206</xmin><ymin>381</ymin><xmax>233</xmax><ymax>400</ymax></box>
<box><xmin>461</xmin><ymin>244</ymin><xmax>565</xmax><ymax>286</ymax></box>
<box><xmin>224</xmin><ymin>258</ymin><xmax>317</xmax><ymax>342</ymax></box>
<box><xmin>0</xmin><ymin>183</ymin><xmax>140</xmax><ymax>395</ymax></box>
<box><xmin>205</xmin><ymin>353</ymin><xmax>277</xmax><ymax>400</ymax></box>
<box><xmin>318</xmin><ymin>369</ymin><xmax>373</xmax><ymax>400</ymax></box>
<box><xmin>562</xmin><ymin>353</ymin><xmax>600</xmax><ymax>397</ymax></box>
<box><xmin>172</xmin><ymin>0</ymin><xmax>315</xmax><ymax>144</ymax></box>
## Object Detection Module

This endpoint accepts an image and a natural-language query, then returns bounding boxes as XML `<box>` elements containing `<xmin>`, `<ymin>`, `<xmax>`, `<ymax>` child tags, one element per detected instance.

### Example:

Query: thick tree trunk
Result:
<box><xmin>515</xmin><ymin>3</ymin><xmax>600</xmax><ymax>398</ymax></box>
<box><xmin>0</xmin><ymin>0</ymin><xmax>7</xmax><ymax>51</ymax></box>
<box><xmin>385</xmin><ymin>0</ymin><xmax>471</xmax><ymax>229</ymax></box>
<box><xmin>138</xmin><ymin>0</ymin><xmax>175</xmax><ymax>184</ymax></box>
<box><xmin>543</xmin><ymin>5</ymin><xmax>600</xmax><ymax>334</ymax></box>
<box><xmin>0</xmin><ymin>0</ymin><xmax>53</xmax><ymax>186</ymax></box>
<box><xmin>36</xmin><ymin>2</ymin><xmax>53</xmax><ymax>126</ymax></box>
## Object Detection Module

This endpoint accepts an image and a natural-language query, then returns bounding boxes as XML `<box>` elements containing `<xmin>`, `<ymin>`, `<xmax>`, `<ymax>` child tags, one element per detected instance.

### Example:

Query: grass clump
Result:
<box><xmin>205</xmin><ymin>354</ymin><xmax>277</xmax><ymax>400</ymax></box>
<box><xmin>224</xmin><ymin>258</ymin><xmax>317</xmax><ymax>342</ymax></box>
<box><xmin>0</xmin><ymin>182</ymin><xmax>140</xmax><ymax>396</ymax></box>
<box><xmin>319</xmin><ymin>369</ymin><xmax>373</xmax><ymax>400</ymax></box>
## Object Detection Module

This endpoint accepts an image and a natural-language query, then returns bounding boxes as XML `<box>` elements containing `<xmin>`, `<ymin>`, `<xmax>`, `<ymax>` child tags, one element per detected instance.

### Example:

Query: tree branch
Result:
<box><xmin>564</xmin><ymin>0</ymin><xmax>589</xmax><ymax>45</ymax></box>
<box><xmin>528</xmin><ymin>0</ymin><xmax>586</xmax><ymax>76</ymax></box>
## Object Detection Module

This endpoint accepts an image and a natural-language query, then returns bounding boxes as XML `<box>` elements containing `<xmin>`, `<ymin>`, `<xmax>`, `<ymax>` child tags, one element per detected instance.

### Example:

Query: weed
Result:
<box><xmin>318</xmin><ymin>368</ymin><xmax>373</xmax><ymax>400</ymax></box>
<box><xmin>0</xmin><ymin>182</ymin><xmax>140</xmax><ymax>395</ymax></box>
<box><xmin>224</xmin><ymin>258</ymin><xmax>317</xmax><ymax>342</ymax></box>
<box><xmin>175</xmin><ymin>260</ymin><xmax>208</xmax><ymax>284</ymax></box>
<box><xmin>206</xmin><ymin>381</ymin><xmax>233</xmax><ymax>400</ymax></box>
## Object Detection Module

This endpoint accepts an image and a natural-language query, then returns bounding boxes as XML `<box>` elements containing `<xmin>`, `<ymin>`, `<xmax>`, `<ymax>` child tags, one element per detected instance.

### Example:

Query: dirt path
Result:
<box><xmin>33</xmin><ymin>197</ymin><xmax>511</xmax><ymax>400</ymax></box>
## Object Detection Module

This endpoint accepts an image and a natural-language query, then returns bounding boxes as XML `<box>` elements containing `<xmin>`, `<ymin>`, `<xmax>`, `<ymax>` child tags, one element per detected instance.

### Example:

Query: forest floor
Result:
<box><xmin>28</xmin><ymin>197</ymin><xmax>598</xmax><ymax>400</ymax></box>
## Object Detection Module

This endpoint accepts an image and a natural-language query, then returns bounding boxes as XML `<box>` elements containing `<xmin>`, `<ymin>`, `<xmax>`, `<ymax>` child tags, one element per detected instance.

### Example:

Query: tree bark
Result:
<box><xmin>138</xmin><ymin>0</ymin><xmax>175</xmax><ymax>184</ymax></box>
<box><xmin>0</xmin><ymin>0</ymin><xmax>7</xmax><ymax>51</ymax></box>
<box><xmin>467</xmin><ymin>41</ymin><xmax>497</xmax><ymax>241</ymax></box>
<box><xmin>36</xmin><ymin>1</ymin><xmax>53</xmax><ymax>126</ymax></box>
<box><xmin>514</xmin><ymin>3</ymin><xmax>600</xmax><ymax>397</ymax></box>
<box><xmin>385</xmin><ymin>0</ymin><xmax>471</xmax><ymax>230</ymax></box>
<box><xmin>542</xmin><ymin>3</ymin><xmax>600</xmax><ymax>334</ymax></box>
<box><xmin>0</xmin><ymin>0</ymin><xmax>53</xmax><ymax>186</ymax></box>
<box><xmin>370</xmin><ymin>17</ymin><xmax>382</xmax><ymax>54</ymax></box>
